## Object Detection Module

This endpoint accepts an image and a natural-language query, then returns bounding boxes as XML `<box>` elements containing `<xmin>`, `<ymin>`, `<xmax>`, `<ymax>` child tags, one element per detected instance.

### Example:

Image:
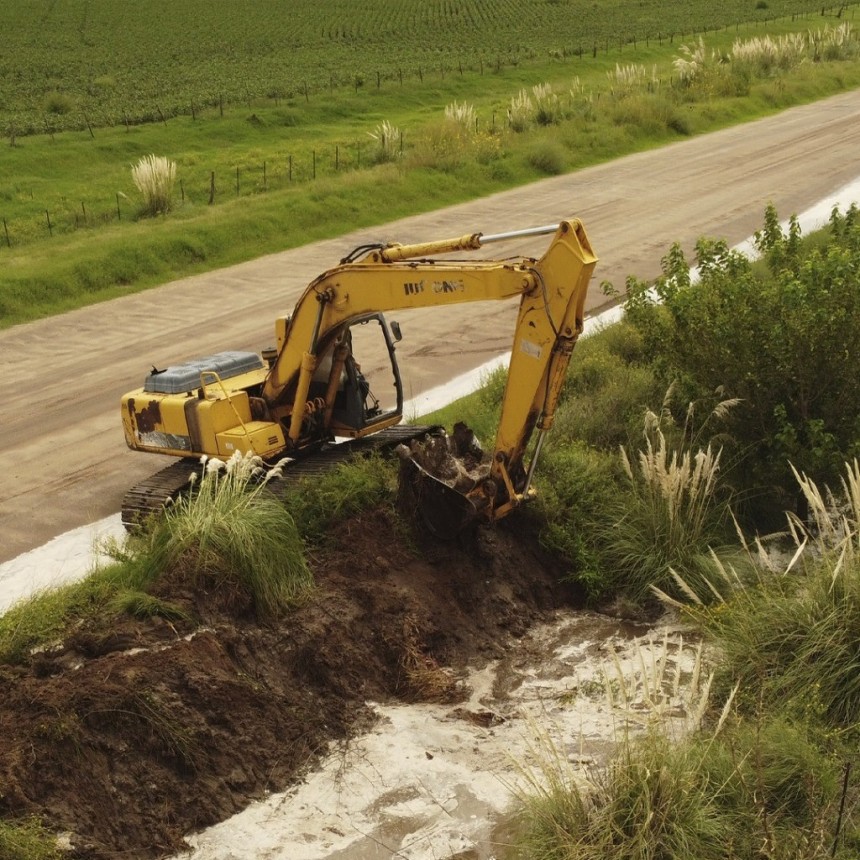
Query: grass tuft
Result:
<box><xmin>0</xmin><ymin>818</ymin><xmax>62</xmax><ymax>860</ymax></box>
<box><xmin>142</xmin><ymin>451</ymin><xmax>312</xmax><ymax>617</ymax></box>
<box><xmin>131</xmin><ymin>154</ymin><xmax>177</xmax><ymax>216</ymax></box>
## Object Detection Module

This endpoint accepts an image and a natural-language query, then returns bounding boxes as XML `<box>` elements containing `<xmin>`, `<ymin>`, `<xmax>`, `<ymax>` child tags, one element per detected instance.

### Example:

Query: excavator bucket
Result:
<box><xmin>398</xmin><ymin>456</ymin><xmax>480</xmax><ymax>537</ymax></box>
<box><xmin>396</xmin><ymin>424</ymin><xmax>490</xmax><ymax>538</ymax></box>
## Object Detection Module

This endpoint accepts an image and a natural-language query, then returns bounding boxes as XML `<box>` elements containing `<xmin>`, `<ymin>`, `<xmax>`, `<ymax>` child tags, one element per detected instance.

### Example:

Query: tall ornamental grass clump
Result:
<box><xmin>516</xmin><ymin>714</ymin><xmax>854</xmax><ymax>860</ymax></box>
<box><xmin>367</xmin><ymin>119</ymin><xmax>401</xmax><ymax>163</ymax></box>
<box><xmin>143</xmin><ymin>451</ymin><xmax>311</xmax><ymax>616</ymax></box>
<box><xmin>131</xmin><ymin>154</ymin><xmax>176</xmax><ymax>216</ymax></box>
<box><xmin>671</xmin><ymin>460</ymin><xmax>860</xmax><ymax>731</ymax></box>
<box><xmin>592</xmin><ymin>401</ymin><xmax>738</xmax><ymax>605</ymax></box>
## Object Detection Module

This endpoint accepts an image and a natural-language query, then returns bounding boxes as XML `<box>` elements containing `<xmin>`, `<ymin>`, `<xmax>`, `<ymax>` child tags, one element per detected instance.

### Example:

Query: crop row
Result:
<box><xmin>0</xmin><ymin>0</ymin><xmax>850</xmax><ymax>135</ymax></box>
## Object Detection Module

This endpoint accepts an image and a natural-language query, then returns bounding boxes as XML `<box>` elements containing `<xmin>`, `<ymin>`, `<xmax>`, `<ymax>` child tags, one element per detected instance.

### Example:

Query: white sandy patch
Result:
<box><xmin>177</xmin><ymin>612</ymin><xmax>702</xmax><ymax>860</ymax></box>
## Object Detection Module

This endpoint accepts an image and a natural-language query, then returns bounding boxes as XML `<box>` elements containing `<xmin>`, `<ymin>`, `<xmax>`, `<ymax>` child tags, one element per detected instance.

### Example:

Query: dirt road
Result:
<box><xmin>2</xmin><ymin>89</ymin><xmax>859</xmax><ymax>563</ymax></box>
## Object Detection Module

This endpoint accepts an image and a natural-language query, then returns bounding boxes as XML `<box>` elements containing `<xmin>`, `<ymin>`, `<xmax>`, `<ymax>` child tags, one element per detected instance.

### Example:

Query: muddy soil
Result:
<box><xmin>0</xmin><ymin>508</ymin><xmax>580</xmax><ymax>858</ymax></box>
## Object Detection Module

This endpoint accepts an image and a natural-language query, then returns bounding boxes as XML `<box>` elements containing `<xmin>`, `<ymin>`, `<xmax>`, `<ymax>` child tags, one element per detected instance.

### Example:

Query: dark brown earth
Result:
<box><xmin>0</xmin><ymin>507</ymin><xmax>577</xmax><ymax>858</ymax></box>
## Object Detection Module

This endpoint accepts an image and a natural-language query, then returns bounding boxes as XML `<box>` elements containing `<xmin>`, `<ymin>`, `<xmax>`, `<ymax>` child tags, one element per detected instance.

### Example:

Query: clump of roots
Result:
<box><xmin>397</xmin><ymin>422</ymin><xmax>490</xmax><ymax>493</ymax></box>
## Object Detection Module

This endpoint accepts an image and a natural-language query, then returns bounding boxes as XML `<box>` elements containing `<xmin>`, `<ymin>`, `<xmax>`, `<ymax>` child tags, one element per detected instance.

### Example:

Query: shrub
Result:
<box><xmin>131</xmin><ymin>154</ymin><xmax>177</xmax><ymax>216</ymax></box>
<box><xmin>526</xmin><ymin>141</ymin><xmax>566</xmax><ymax>175</ymax></box>
<box><xmin>42</xmin><ymin>91</ymin><xmax>73</xmax><ymax>115</ymax></box>
<box><xmin>619</xmin><ymin>204</ymin><xmax>860</xmax><ymax>516</ymax></box>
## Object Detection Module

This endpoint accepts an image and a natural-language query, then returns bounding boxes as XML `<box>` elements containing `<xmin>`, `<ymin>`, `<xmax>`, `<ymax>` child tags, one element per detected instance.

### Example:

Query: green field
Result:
<box><xmin>1</xmin><ymin>1</ymin><xmax>859</xmax><ymax>328</ymax></box>
<box><xmin>0</xmin><ymin>0</ymin><xmax>848</xmax><ymax>134</ymax></box>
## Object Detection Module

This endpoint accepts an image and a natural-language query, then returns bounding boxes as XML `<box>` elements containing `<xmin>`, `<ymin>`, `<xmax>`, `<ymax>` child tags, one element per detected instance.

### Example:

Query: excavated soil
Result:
<box><xmin>0</xmin><ymin>508</ymin><xmax>579</xmax><ymax>859</ymax></box>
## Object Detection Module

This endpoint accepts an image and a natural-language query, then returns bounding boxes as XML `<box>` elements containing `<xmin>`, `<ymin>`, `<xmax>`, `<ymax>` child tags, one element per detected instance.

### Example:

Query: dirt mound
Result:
<box><xmin>0</xmin><ymin>507</ymin><xmax>578</xmax><ymax>858</ymax></box>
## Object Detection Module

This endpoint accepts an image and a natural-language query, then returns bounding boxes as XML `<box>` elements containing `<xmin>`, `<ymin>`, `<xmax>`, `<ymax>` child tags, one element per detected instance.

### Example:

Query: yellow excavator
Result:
<box><xmin>120</xmin><ymin>218</ymin><xmax>597</xmax><ymax>533</ymax></box>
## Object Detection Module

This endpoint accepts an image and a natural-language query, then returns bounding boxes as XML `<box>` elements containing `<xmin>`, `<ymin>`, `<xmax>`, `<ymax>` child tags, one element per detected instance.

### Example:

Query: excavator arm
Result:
<box><xmin>262</xmin><ymin>219</ymin><xmax>597</xmax><ymax>524</ymax></box>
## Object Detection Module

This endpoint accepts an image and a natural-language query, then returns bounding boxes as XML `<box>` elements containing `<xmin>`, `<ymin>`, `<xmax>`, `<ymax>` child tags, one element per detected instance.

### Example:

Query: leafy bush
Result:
<box><xmin>619</xmin><ymin>204</ymin><xmax>860</xmax><ymax>516</ymax></box>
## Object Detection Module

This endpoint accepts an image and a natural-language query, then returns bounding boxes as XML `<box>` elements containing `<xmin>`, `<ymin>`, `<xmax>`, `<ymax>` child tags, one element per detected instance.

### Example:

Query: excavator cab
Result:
<box><xmin>306</xmin><ymin>313</ymin><xmax>404</xmax><ymax>439</ymax></box>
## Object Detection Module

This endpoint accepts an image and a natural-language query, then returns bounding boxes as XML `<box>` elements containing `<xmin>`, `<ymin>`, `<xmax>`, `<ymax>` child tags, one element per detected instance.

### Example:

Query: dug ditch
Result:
<box><xmin>0</xmin><ymin>507</ymin><xmax>699</xmax><ymax>859</ymax></box>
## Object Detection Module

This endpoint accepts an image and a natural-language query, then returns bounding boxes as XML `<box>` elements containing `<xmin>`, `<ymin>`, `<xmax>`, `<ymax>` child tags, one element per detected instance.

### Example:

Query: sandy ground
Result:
<box><xmin>175</xmin><ymin>612</ymin><xmax>701</xmax><ymax>860</ymax></box>
<box><xmin>2</xmin><ymin>89</ymin><xmax>860</xmax><ymax>564</ymax></box>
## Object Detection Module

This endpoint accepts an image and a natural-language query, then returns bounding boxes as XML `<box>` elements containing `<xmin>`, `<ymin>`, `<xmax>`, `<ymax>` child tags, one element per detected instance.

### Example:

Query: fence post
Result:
<box><xmin>116</xmin><ymin>193</ymin><xmax>122</xmax><ymax>220</ymax></box>
<box><xmin>289</xmin><ymin>155</ymin><xmax>292</xmax><ymax>182</ymax></box>
<box><xmin>45</xmin><ymin>210</ymin><xmax>53</xmax><ymax>236</ymax></box>
<box><xmin>81</xmin><ymin>201</ymin><xmax>87</xmax><ymax>224</ymax></box>
<box><xmin>236</xmin><ymin>167</ymin><xmax>240</xmax><ymax>196</ymax></box>
<box><xmin>209</xmin><ymin>171</ymin><xmax>216</xmax><ymax>204</ymax></box>
<box><xmin>180</xmin><ymin>179</ymin><xmax>185</xmax><ymax>203</ymax></box>
<box><xmin>335</xmin><ymin>146</ymin><xmax>339</xmax><ymax>171</ymax></box>
<box><xmin>263</xmin><ymin>161</ymin><xmax>267</xmax><ymax>191</ymax></box>
<box><xmin>3</xmin><ymin>217</ymin><xmax>10</xmax><ymax>247</ymax></box>
<box><xmin>313</xmin><ymin>150</ymin><xmax>316</xmax><ymax>179</ymax></box>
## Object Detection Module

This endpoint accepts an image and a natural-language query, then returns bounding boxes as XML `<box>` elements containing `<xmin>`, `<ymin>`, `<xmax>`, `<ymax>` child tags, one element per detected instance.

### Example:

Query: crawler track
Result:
<box><xmin>121</xmin><ymin>423</ymin><xmax>442</xmax><ymax>529</ymax></box>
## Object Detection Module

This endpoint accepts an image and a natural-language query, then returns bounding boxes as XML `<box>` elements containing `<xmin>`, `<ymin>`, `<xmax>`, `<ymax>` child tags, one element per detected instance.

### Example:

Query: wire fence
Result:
<box><xmin>2</xmin><ymin>5</ymin><xmax>858</xmax><ymax>250</ymax></box>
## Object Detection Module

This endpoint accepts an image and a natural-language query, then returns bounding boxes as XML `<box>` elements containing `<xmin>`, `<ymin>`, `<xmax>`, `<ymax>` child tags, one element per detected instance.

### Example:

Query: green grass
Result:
<box><xmin>0</xmin><ymin>452</ymin><xmax>311</xmax><ymax>663</ymax></box>
<box><xmin>1</xmin><ymin>0</ymin><xmax>844</xmax><ymax>135</ymax></box>
<box><xmin>281</xmin><ymin>453</ymin><xmax>397</xmax><ymax>545</ymax></box>
<box><xmin>0</xmin><ymin>818</ymin><xmax>61</xmax><ymax>860</ymax></box>
<box><xmin>2</xmin><ymin>12</ymin><xmax>860</xmax><ymax>326</ymax></box>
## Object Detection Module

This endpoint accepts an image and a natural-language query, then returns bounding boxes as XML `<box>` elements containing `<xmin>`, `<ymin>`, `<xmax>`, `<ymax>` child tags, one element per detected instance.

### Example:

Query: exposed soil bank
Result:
<box><xmin>0</xmin><ymin>508</ymin><xmax>579</xmax><ymax>858</ymax></box>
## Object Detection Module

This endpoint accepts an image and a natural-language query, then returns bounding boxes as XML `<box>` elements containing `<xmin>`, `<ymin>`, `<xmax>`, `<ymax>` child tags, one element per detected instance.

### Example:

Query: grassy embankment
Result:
<box><xmin>2</xmin><ymin>9</ymin><xmax>860</xmax><ymax>327</ymax></box>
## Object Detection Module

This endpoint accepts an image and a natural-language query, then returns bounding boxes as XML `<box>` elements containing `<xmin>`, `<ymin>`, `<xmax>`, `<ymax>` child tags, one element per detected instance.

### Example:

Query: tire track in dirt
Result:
<box><xmin>1</xmin><ymin>89</ymin><xmax>859</xmax><ymax>562</ymax></box>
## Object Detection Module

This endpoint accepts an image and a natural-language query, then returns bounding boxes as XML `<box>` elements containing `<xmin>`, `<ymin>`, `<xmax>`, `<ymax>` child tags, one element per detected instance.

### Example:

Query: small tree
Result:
<box><xmin>618</xmin><ymin>204</ymin><xmax>860</xmax><ymax>516</ymax></box>
<box><xmin>131</xmin><ymin>154</ymin><xmax>177</xmax><ymax>216</ymax></box>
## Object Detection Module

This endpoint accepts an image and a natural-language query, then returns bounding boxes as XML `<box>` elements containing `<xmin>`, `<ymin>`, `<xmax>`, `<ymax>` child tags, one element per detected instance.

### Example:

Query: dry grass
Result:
<box><xmin>130</xmin><ymin>153</ymin><xmax>176</xmax><ymax>216</ymax></box>
<box><xmin>366</xmin><ymin>119</ymin><xmax>401</xmax><ymax>163</ymax></box>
